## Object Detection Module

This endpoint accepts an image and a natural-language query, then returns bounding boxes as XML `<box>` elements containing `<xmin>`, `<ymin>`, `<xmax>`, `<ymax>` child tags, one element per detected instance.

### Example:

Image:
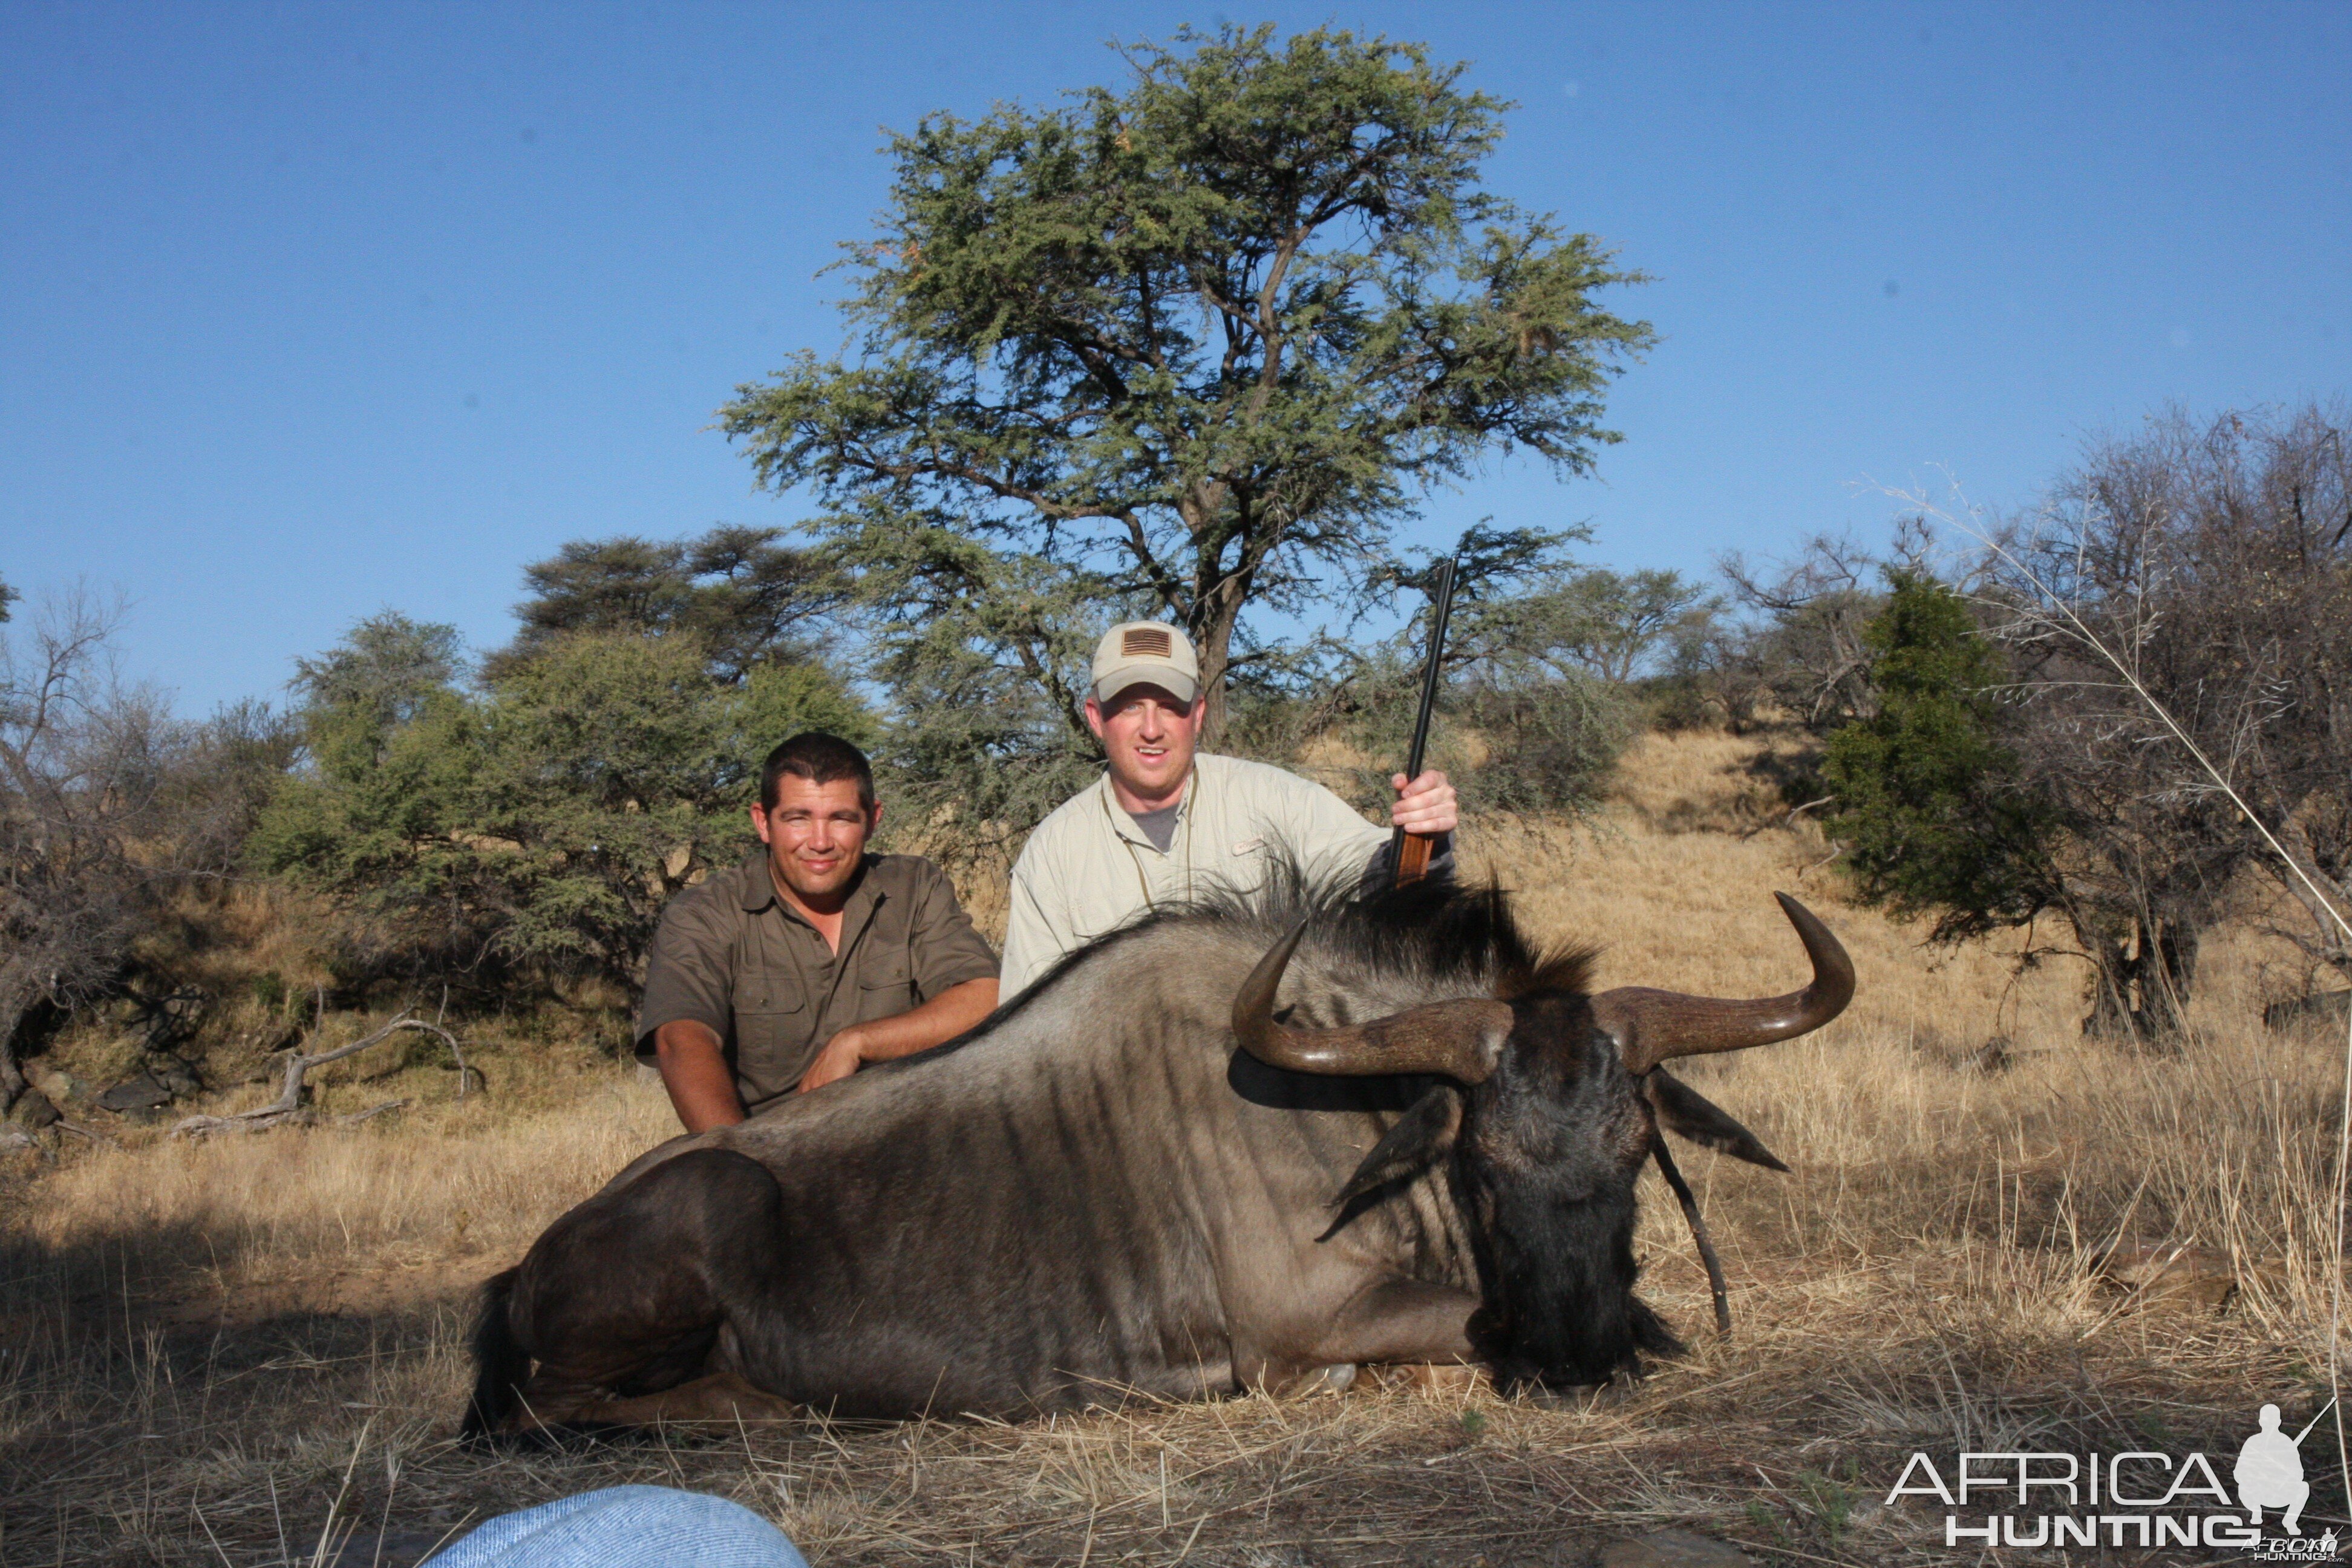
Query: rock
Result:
<box><xmin>8</xmin><ymin>1087</ymin><xmax>60</xmax><ymax>1128</ymax></box>
<box><xmin>152</xmin><ymin>1057</ymin><xmax>204</xmax><ymax>1098</ymax></box>
<box><xmin>96</xmin><ymin>1073</ymin><xmax>175</xmax><ymax>1112</ymax></box>
<box><xmin>0</xmin><ymin>1123</ymin><xmax>50</xmax><ymax>1163</ymax></box>
<box><xmin>2100</xmin><ymin>1243</ymin><xmax>2236</xmax><ymax>1308</ymax></box>
<box><xmin>1599</xmin><ymin>1530</ymin><xmax>1753</xmax><ymax>1568</ymax></box>
<box><xmin>33</xmin><ymin>1068</ymin><xmax>83</xmax><ymax>1103</ymax></box>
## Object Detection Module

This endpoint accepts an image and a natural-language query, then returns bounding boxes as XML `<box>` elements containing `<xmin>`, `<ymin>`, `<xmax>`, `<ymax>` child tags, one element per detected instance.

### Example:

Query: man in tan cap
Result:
<box><xmin>998</xmin><ymin>622</ymin><xmax>1458</xmax><ymax>995</ymax></box>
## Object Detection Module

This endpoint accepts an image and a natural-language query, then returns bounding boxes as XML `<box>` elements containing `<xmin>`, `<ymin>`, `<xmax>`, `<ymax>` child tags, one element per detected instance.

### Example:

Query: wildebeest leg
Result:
<box><xmin>1244</xmin><ymin>1278</ymin><xmax>1483</xmax><ymax>1396</ymax></box>
<box><xmin>498</xmin><ymin>1148</ymin><xmax>786</xmax><ymax>1433</ymax></box>
<box><xmin>1307</xmin><ymin>1276</ymin><xmax>1481</xmax><ymax>1367</ymax></box>
<box><xmin>569</xmin><ymin>1370</ymin><xmax>800</xmax><ymax>1428</ymax></box>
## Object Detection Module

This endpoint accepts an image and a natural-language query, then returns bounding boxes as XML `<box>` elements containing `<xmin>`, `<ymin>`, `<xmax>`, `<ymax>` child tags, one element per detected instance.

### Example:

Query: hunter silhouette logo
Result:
<box><xmin>2237</xmin><ymin>1399</ymin><xmax>2332</xmax><ymax>1544</ymax></box>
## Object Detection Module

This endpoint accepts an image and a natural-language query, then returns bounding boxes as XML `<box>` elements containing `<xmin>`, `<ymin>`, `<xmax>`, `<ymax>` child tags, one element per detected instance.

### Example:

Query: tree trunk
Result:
<box><xmin>1175</xmin><ymin>478</ymin><xmax>1250</xmax><ymax>751</ymax></box>
<box><xmin>1191</xmin><ymin>584</ymin><xmax>1246</xmax><ymax>751</ymax></box>
<box><xmin>0</xmin><ymin>993</ymin><xmax>28</xmax><ymax>1113</ymax></box>
<box><xmin>2080</xmin><ymin>916</ymin><xmax>2200</xmax><ymax>1044</ymax></box>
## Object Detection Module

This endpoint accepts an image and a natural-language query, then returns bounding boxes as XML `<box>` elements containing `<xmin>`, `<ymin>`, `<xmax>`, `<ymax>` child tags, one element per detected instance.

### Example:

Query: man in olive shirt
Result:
<box><xmin>636</xmin><ymin>732</ymin><xmax>1000</xmax><ymax>1131</ymax></box>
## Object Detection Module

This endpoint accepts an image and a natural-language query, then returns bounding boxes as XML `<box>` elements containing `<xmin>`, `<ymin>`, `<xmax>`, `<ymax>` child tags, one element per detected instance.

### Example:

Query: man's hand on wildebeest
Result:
<box><xmin>797</xmin><ymin>1025</ymin><xmax>871</xmax><ymax>1094</ymax></box>
<box><xmin>794</xmin><ymin>975</ymin><xmax>999</xmax><ymax>1096</ymax></box>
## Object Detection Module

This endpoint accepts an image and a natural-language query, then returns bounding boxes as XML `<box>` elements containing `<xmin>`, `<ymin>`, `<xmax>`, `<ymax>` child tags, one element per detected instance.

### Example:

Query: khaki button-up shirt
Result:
<box><xmin>998</xmin><ymin>753</ymin><xmax>1402</xmax><ymax>996</ymax></box>
<box><xmin>633</xmin><ymin>850</ymin><xmax>998</xmax><ymax>1114</ymax></box>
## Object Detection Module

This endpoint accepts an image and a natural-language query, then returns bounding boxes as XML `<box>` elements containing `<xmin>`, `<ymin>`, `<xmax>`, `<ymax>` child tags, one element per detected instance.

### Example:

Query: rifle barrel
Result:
<box><xmin>1390</xmin><ymin>555</ymin><xmax>1459</xmax><ymax>881</ymax></box>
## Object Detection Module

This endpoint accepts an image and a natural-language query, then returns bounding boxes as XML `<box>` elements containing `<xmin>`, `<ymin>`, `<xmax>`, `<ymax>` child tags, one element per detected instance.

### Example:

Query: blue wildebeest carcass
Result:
<box><xmin>463</xmin><ymin>878</ymin><xmax>1852</xmax><ymax>1434</ymax></box>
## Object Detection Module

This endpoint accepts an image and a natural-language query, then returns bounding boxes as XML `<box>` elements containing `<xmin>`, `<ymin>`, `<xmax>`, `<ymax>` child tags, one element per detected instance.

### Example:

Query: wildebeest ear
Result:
<box><xmin>1644</xmin><ymin>1069</ymin><xmax>1789</xmax><ymax>1172</ymax></box>
<box><xmin>1330</xmin><ymin>1085</ymin><xmax>1463</xmax><ymax>1209</ymax></box>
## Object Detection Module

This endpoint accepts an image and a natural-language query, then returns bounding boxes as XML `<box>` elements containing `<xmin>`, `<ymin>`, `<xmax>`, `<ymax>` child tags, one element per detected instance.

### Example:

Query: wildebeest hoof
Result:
<box><xmin>1274</xmin><ymin>1362</ymin><xmax>1356</xmax><ymax>1396</ymax></box>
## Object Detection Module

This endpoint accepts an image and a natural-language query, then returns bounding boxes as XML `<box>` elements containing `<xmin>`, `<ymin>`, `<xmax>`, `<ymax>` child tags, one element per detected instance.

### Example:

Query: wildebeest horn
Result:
<box><xmin>1232</xmin><ymin>921</ymin><xmax>1517</xmax><ymax>1083</ymax></box>
<box><xmin>1591</xmin><ymin>892</ymin><xmax>1854</xmax><ymax>1076</ymax></box>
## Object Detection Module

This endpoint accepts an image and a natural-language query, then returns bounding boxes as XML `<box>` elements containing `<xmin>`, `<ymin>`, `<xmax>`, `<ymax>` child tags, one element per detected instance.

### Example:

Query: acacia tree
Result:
<box><xmin>721</xmin><ymin>25</ymin><xmax>1651</xmax><ymax>747</ymax></box>
<box><xmin>487</xmin><ymin>525</ymin><xmax>846</xmax><ymax>685</ymax></box>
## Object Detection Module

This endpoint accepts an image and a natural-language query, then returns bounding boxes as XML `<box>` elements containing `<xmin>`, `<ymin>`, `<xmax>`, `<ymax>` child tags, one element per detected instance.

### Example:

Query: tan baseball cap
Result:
<box><xmin>1091</xmin><ymin>621</ymin><xmax>1200</xmax><ymax>705</ymax></box>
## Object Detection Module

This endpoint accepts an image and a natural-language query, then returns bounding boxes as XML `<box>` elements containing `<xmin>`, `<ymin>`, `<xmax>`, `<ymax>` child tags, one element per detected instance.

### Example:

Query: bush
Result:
<box><xmin>253</xmin><ymin>615</ymin><xmax>875</xmax><ymax>1001</ymax></box>
<box><xmin>1819</xmin><ymin>572</ymin><xmax>2056</xmax><ymax>939</ymax></box>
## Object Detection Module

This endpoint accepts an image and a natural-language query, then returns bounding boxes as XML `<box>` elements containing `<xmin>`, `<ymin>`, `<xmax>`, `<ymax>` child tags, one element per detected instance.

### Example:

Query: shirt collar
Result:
<box><xmin>1099</xmin><ymin>766</ymin><xmax>1194</xmax><ymax>850</ymax></box>
<box><xmin>737</xmin><ymin>848</ymin><xmax>884</xmax><ymax>929</ymax></box>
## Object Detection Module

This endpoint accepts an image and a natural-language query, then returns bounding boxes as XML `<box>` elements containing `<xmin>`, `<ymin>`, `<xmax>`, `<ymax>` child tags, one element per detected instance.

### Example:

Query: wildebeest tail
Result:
<box><xmin>460</xmin><ymin>1267</ymin><xmax>529</xmax><ymax>1443</ymax></box>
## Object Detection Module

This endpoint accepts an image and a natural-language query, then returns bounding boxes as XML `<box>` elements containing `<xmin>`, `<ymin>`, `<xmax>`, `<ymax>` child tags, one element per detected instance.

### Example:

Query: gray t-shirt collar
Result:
<box><xmin>1128</xmin><ymin>802</ymin><xmax>1181</xmax><ymax>854</ymax></box>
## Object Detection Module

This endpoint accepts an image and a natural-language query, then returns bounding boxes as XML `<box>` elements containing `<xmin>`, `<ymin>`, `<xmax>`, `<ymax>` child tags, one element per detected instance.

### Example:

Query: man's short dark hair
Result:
<box><xmin>760</xmin><ymin>733</ymin><xmax>877</xmax><ymax>813</ymax></box>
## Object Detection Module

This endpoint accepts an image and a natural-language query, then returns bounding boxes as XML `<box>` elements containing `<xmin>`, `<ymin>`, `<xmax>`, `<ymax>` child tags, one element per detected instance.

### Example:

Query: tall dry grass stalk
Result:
<box><xmin>5</xmin><ymin>730</ymin><xmax>2347</xmax><ymax>1563</ymax></box>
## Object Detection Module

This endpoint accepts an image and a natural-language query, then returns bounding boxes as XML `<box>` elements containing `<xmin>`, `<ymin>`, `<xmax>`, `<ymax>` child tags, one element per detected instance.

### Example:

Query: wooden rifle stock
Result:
<box><xmin>1395</xmin><ymin>829</ymin><xmax>1436</xmax><ymax>883</ymax></box>
<box><xmin>1390</xmin><ymin>554</ymin><xmax>1460</xmax><ymax>887</ymax></box>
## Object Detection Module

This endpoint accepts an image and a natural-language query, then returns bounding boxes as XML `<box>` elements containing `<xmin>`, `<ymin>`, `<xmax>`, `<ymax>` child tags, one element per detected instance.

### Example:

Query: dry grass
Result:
<box><xmin>7</xmin><ymin>728</ymin><xmax>2349</xmax><ymax>1565</ymax></box>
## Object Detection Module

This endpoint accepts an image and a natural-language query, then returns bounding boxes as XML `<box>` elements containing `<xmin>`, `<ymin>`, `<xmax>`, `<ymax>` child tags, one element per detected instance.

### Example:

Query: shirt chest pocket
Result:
<box><xmin>1218</xmin><ymin>834</ymin><xmax>1270</xmax><ymax>897</ymax></box>
<box><xmin>858</xmin><ymin>952</ymin><xmax>915</xmax><ymax>1006</ymax></box>
<box><xmin>729</xmin><ymin>990</ymin><xmax>807</xmax><ymax>1059</ymax></box>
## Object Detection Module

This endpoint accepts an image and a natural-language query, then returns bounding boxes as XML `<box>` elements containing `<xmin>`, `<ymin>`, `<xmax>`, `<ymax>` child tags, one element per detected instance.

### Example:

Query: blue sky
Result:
<box><xmin>4</xmin><ymin>1</ymin><xmax>2346</xmax><ymax>714</ymax></box>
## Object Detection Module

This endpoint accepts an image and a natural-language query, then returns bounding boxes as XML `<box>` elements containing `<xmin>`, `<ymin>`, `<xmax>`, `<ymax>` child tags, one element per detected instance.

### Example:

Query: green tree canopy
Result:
<box><xmin>255</xmin><ymin>612</ymin><xmax>875</xmax><ymax>997</ymax></box>
<box><xmin>721</xmin><ymin>24</ymin><xmax>1651</xmax><ymax>745</ymax></box>
<box><xmin>1467</xmin><ymin>564</ymin><xmax>1714</xmax><ymax>686</ymax></box>
<box><xmin>490</xmin><ymin>525</ymin><xmax>847</xmax><ymax>684</ymax></box>
<box><xmin>1820</xmin><ymin>572</ymin><xmax>2057</xmax><ymax>942</ymax></box>
<box><xmin>291</xmin><ymin>610</ymin><xmax>465</xmax><ymax>739</ymax></box>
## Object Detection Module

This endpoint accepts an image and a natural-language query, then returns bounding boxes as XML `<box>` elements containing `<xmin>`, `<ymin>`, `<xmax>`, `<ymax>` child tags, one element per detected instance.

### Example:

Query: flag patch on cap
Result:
<box><xmin>1122</xmin><ymin>626</ymin><xmax>1172</xmax><ymax>658</ymax></box>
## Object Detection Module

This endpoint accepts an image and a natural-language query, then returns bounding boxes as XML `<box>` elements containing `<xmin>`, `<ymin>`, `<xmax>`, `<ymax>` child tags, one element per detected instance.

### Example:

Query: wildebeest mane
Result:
<box><xmin>1145</xmin><ymin>852</ymin><xmax>1599</xmax><ymax>1003</ymax></box>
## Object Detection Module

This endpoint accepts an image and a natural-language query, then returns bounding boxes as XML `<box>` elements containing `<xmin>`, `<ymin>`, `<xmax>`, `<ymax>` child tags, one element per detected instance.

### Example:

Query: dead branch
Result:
<box><xmin>171</xmin><ymin>1013</ymin><xmax>470</xmax><ymax>1140</ymax></box>
<box><xmin>1740</xmin><ymin>795</ymin><xmax>1837</xmax><ymax>841</ymax></box>
<box><xmin>1795</xmin><ymin>841</ymin><xmax>1848</xmax><ymax>880</ymax></box>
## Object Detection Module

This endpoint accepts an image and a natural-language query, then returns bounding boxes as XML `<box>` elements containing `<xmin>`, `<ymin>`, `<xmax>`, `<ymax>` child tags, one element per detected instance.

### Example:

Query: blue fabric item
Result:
<box><xmin>425</xmin><ymin>1486</ymin><xmax>808</xmax><ymax>1568</ymax></box>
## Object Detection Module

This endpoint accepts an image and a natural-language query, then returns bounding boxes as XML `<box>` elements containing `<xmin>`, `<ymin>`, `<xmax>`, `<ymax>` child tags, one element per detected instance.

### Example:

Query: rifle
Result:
<box><xmin>1390</xmin><ymin>552</ymin><xmax>1460</xmax><ymax>886</ymax></box>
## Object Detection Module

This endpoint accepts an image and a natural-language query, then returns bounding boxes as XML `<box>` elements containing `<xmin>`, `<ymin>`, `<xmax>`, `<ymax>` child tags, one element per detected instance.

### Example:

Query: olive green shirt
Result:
<box><xmin>633</xmin><ymin>849</ymin><xmax>999</xmax><ymax>1114</ymax></box>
